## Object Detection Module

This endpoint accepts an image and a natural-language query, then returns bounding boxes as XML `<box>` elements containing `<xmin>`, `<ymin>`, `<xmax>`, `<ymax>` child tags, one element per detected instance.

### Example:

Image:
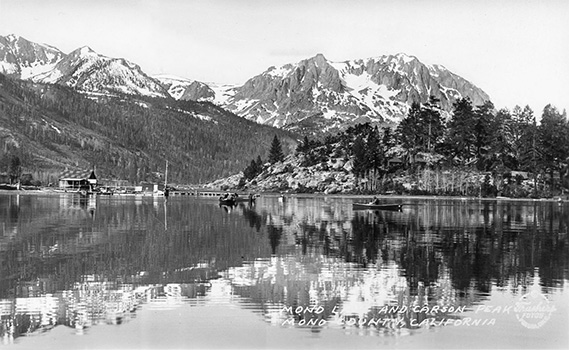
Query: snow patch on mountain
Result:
<box><xmin>265</xmin><ymin>64</ymin><xmax>296</xmax><ymax>78</ymax></box>
<box><xmin>20</xmin><ymin>62</ymin><xmax>59</xmax><ymax>79</ymax></box>
<box><xmin>166</xmin><ymin>106</ymin><xmax>218</xmax><ymax>124</ymax></box>
<box><xmin>154</xmin><ymin>74</ymin><xmax>195</xmax><ymax>100</ymax></box>
<box><xmin>0</xmin><ymin>61</ymin><xmax>18</xmax><ymax>75</ymax></box>
<box><xmin>208</xmin><ymin>83</ymin><xmax>236</xmax><ymax>105</ymax></box>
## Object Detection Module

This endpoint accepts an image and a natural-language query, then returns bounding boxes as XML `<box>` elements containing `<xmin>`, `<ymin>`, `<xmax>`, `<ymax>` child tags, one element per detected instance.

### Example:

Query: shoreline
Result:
<box><xmin>0</xmin><ymin>188</ymin><xmax>566</xmax><ymax>203</ymax></box>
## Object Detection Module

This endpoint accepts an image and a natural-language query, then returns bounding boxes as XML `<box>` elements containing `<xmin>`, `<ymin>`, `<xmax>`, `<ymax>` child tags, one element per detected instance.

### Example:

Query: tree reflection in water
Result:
<box><xmin>0</xmin><ymin>194</ymin><xmax>567</xmax><ymax>341</ymax></box>
<box><xmin>227</xmin><ymin>197</ymin><xmax>568</xmax><ymax>334</ymax></box>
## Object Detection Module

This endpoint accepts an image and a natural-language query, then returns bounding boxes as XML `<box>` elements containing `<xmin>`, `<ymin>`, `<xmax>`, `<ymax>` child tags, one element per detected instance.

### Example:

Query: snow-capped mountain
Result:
<box><xmin>31</xmin><ymin>46</ymin><xmax>168</xmax><ymax>97</ymax></box>
<box><xmin>0</xmin><ymin>34</ymin><xmax>65</xmax><ymax>79</ymax></box>
<box><xmin>1</xmin><ymin>34</ymin><xmax>168</xmax><ymax>98</ymax></box>
<box><xmin>215</xmin><ymin>53</ymin><xmax>490</xmax><ymax>128</ymax></box>
<box><xmin>0</xmin><ymin>34</ymin><xmax>490</xmax><ymax>130</ymax></box>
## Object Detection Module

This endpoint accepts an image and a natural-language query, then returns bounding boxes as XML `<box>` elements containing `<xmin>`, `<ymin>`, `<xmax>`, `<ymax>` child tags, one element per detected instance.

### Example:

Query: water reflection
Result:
<box><xmin>0</xmin><ymin>194</ymin><xmax>567</xmax><ymax>344</ymax></box>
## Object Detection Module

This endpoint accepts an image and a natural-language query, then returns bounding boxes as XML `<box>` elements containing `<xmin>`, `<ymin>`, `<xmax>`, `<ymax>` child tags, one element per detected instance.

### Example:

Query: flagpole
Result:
<box><xmin>164</xmin><ymin>160</ymin><xmax>169</xmax><ymax>198</ymax></box>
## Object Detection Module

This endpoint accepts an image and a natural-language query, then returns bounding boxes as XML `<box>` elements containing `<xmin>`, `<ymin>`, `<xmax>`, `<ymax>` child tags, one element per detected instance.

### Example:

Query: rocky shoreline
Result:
<box><xmin>203</xmin><ymin>155</ymin><xmax>568</xmax><ymax>202</ymax></box>
<box><xmin>205</xmin><ymin>154</ymin><xmax>357</xmax><ymax>195</ymax></box>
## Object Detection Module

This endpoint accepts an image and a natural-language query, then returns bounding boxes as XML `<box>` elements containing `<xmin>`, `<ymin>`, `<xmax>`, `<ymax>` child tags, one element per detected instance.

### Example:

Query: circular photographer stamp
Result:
<box><xmin>514</xmin><ymin>290</ymin><xmax>556</xmax><ymax>329</ymax></box>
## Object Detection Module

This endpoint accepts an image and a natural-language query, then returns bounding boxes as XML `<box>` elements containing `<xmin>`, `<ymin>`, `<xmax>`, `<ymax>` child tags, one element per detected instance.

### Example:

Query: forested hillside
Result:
<box><xmin>0</xmin><ymin>73</ymin><xmax>297</xmax><ymax>184</ymax></box>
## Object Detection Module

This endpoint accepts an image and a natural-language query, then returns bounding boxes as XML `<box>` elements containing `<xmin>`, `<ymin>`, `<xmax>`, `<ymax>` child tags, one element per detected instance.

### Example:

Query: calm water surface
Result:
<box><xmin>0</xmin><ymin>193</ymin><xmax>567</xmax><ymax>349</ymax></box>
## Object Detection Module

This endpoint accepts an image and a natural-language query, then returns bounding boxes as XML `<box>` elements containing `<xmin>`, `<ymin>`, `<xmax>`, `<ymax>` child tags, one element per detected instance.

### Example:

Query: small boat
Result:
<box><xmin>219</xmin><ymin>197</ymin><xmax>237</xmax><ymax>206</ymax></box>
<box><xmin>352</xmin><ymin>203</ymin><xmax>403</xmax><ymax>211</ymax></box>
<box><xmin>77</xmin><ymin>185</ymin><xmax>93</xmax><ymax>197</ymax></box>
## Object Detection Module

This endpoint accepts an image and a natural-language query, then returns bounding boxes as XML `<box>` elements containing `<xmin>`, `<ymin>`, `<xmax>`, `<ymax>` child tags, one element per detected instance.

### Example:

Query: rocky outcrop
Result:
<box><xmin>205</xmin><ymin>154</ymin><xmax>357</xmax><ymax>194</ymax></box>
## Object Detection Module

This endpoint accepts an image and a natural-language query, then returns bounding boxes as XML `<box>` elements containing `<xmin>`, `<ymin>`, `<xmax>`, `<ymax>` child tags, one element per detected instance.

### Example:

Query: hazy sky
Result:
<box><xmin>1</xmin><ymin>0</ymin><xmax>567</xmax><ymax>113</ymax></box>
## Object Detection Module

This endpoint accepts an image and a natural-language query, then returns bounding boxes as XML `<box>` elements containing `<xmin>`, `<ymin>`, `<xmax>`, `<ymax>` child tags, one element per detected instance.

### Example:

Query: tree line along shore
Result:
<box><xmin>233</xmin><ymin>98</ymin><xmax>568</xmax><ymax>199</ymax></box>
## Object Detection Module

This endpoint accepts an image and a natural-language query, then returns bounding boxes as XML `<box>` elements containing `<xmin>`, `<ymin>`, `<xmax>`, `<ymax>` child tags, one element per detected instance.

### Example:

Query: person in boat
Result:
<box><xmin>370</xmin><ymin>196</ymin><xmax>380</xmax><ymax>205</ymax></box>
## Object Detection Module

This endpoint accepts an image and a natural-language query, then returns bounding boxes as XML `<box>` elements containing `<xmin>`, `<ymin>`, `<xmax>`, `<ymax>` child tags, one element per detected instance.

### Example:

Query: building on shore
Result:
<box><xmin>58</xmin><ymin>168</ymin><xmax>97</xmax><ymax>191</ymax></box>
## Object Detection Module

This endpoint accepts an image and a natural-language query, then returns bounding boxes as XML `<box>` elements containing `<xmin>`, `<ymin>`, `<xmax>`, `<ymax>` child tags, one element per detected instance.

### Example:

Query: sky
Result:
<box><xmin>0</xmin><ymin>0</ymin><xmax>568</xmax><ymax>114</ymax></box>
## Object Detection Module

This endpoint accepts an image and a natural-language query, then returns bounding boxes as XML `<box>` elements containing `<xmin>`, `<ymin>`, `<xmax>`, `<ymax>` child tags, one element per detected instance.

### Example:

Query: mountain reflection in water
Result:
<box><xmin>0</xmin><ymin>194</ymin><xmax>567</xmax><ymax>345</ymax></box>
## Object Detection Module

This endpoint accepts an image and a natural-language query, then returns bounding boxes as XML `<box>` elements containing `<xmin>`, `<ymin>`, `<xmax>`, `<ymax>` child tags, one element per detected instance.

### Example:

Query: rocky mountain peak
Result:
<box><xmin>297</xmin><ymin>53</ymin><xmax>343</xmax><ymax>91</ymax></box>
<box><xmin>0</xmin><ymin>34</ymin><xmax>65</xmax><ymax>78</ymax></box>
<box><xmin>216</xmin><ymin>53</ymin><xmax>490</xmax><ymax>131</ymax></box>
<box><xmin>30</xmin><ymin>45</ymin><xmax>168</xmax><ymax>98</ymax></box>
<box><xmin>0</xmin><ymin>35</ymin><xmax>169</xmax><ymax>98</ymax></box>
<box><xmin>72</xmin><ymin>46</ymin><xmax>97</xmax><ymax>57</ymax></box>
<box><xmin>311</xmin><ymin>53</ymin><xmax>328</xmax><ymax>64</ymax></box>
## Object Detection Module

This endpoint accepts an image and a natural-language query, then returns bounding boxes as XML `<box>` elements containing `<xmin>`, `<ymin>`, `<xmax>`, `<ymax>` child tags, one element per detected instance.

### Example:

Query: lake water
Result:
<box><xmin>0</xmin><ymin>193</ymin><xmax>567</xmax><ymax>349</ymax></box>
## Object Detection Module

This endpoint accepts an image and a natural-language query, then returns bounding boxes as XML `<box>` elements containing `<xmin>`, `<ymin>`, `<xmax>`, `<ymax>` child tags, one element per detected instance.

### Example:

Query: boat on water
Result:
<box><xmin>352</xmin><ymin>202</ymin><xmax>403</xmax><ymax>211</ymax></box>
<box><xmin>77</xmin><ymin>184</ymin><xmax>95</xmax><ymax>197</ymax></box>
<box><xmin>219</xmin><ymin>197</ymin><xmax>237</xmax><ymax>206</ymax></box>
<box><xmin>78</xmin><ymin>189</ymin><xmax>90</xmax><ymax>197</ymax></box>
<box><xmin>219</xmin><ymin>193</ymin><xmax>257</xmax><ymax>206</ymax></box>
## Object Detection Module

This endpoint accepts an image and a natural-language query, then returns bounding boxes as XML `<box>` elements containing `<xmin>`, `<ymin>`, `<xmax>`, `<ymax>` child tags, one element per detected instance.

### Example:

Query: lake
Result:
<box><xmin>0</xmin><ymin>193</ymin><xmax>567</xmax><ymax>349</ymax></box>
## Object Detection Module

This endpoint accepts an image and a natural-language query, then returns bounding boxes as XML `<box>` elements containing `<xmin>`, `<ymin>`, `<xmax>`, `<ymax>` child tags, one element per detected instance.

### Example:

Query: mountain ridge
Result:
<box><xmin>30</xmin><ymin>45</ymin><xmax>169</xmax><ymax>97</ymax></box>
<box><xmin>0</xmin><ymin>34</ymin><xmax>490</xmax><ymax>133</ymax></box>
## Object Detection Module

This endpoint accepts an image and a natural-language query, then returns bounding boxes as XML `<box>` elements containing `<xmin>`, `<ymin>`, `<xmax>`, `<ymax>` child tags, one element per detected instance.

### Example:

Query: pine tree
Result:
<box><xmin>268</xmin><ymin>135</ymin><xmax>284</xmax><ymax>164</ymax></box>
<box><xmin>397</xmin><ymin>99</ymin><xmax>445</xmax><ymax>166</ymax></box>
<box><xmin>444</xmin><ymin>97</ymin><xmax>476</xmax><ymax>165</ymax></box>
<box><xmin>422</xmin><ymin>97</ymin><xmax>445</xmax><ymax>154</ymax></box>
<box><xmin>396</xmin><ymin>102</ymin><xmax>423</xmax><ymax>165</ymax></box>
<box><xmin>8</xmin><ymin>154</ymin><xmax>22</xmax><ymax>184</ymax></box>
<box><xmin>243</xmin><ymin>157</ymin><xmax>263</xmax><ymax>180</ymax></box>
<box><xmin>539</xmin><ymin>104</ymin><xmax>569</xmax><ymax>188</ymax></box>
<box><xmin>473</xmin><ymin>101</ymin><xmax>496</xmax><ymax>170</ymax></box>
<box><xmin>351</xmin><ymin>135</ymin><xmax>366</xmax><ymax>179</ymax></box>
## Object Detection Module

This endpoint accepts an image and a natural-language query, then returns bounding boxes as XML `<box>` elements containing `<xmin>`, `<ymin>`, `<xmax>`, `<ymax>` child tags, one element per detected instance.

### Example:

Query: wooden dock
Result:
<box><xmin>168</xmin><ymin>190</ymin><xmax>245</xmax><ymax>197</ymax></box>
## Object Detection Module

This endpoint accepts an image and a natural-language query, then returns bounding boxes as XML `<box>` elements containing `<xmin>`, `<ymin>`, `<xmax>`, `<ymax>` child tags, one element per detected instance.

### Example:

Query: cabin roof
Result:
<box><xmin>59</xmin><ymin>168</ymin><xmax>96</xmax><ymax>180</ymax></box>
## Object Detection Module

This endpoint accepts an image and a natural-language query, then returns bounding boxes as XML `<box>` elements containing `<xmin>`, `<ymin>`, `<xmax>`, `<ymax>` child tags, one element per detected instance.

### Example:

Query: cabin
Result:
<box><xmin>58</xmin><ymin>168</ymin><xmax>97</xmax><ymax>191</ymax></box>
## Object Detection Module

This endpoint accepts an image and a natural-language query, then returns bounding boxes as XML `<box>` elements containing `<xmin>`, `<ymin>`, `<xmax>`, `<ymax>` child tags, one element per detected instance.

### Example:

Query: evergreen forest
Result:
<box><xmin>0</xmin><ymin>73</ymin><xmax>296</xmax><ymax>185</ymax></box>
<box><xmin>244</xmin><ymin>97</ymin><xmax>569</xmax><ymax>197</ymax></box>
